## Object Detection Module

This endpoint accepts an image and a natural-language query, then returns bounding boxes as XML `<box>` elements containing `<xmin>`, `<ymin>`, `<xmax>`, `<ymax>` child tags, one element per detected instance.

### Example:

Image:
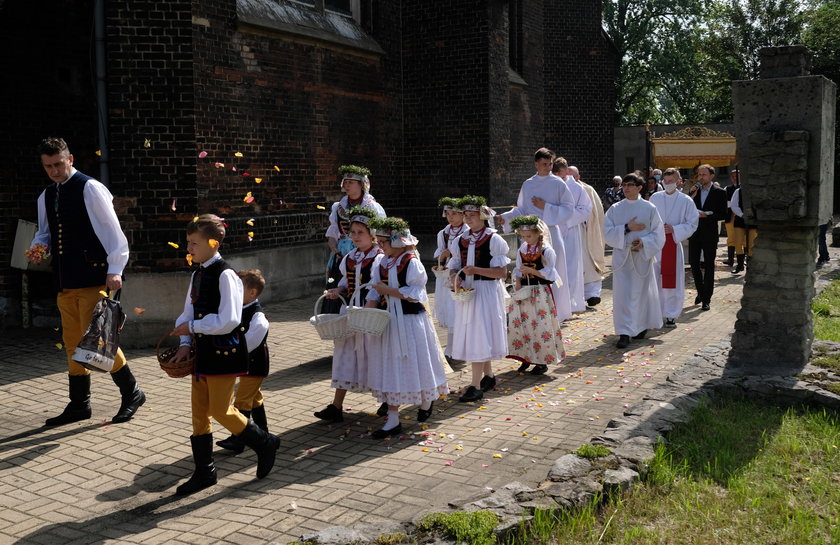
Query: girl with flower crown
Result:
<box><xmin>365</xmin><ymin>217</ymin><xmax>449</xmax><ymax>439</ymax></box>
<box><xmin>314</xmin><ymin>206</ymin><xmax>385</xmax><ymax>423</ymax></box>
<box><xmin>506</xmin><ymin>215</ymin><xmax>566</xmax><ymax>375</ymax></box>
<box><xmin>433</xmin><ymin>197</ymin><xmax>466</xmax><ymax>362</ymax></box>
<box><xmin>447</xmin><ymin>195</ymin><xmax>510</xmax><ymax>403</ymax></box>
<box><xmin>323</xmin><ymin>165</ymin><xmax>386</xmax><ymax>313</ymax></box>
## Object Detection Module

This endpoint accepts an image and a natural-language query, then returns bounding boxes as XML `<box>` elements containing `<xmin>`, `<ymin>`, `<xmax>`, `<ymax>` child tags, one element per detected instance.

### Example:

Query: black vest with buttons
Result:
<box><xmin>241</xmin><ymin>301</ymin><xmax>269</xmax><ymax>377</ymax></box>
<box><xmin>44</xmin><ymin>171</ymin><xmax>109</xmax><ymax>290</ymax></box>
<box><xmin>458</xmin><ymin>230</ymin><xmax>495</xmax><ymax>281</ymax></box>
<box><xmin>192</xmin><ymin>259</ymin><xmax>249</xmax><ymax>376</ymax></box>
<box><xmin>520</xmin><ymin>248</ymin><xmax>554</xmax><ymax>285</ymax></box>
<box><xmin>378</xmin><ymin>253</ymin><xmax>425</xmax><ymax>314</ymax></box>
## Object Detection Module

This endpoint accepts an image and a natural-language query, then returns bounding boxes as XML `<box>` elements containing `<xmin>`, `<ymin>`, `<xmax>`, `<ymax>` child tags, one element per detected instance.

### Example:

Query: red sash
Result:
<box><xmin>661</xmin><ymin>233</ymin><xmax>677</xmax><ymax>289</ymax></box>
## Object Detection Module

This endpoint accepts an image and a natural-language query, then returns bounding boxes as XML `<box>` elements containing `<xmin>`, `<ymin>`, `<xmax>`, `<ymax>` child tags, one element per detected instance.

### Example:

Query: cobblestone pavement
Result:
<box><xmin>0</xmin><ymin>243</ymin><xmax>754</xmax><ymax>544</ymax></box>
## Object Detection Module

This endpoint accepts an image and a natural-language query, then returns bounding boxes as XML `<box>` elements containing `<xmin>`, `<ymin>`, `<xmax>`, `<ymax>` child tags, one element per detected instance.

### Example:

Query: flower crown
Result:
<box><xmin>438</xmin><ymin>197</ymin><xmax>459</xmax><ymax>208</ymax></box>
<box><xmin>509</xmin><ymin>215</ymin><xmax>543</xmax><ymax>231</ymax></box>
<box><xmin>338</xmin><ymin>165</ymin><xmax>372</xmax><ymax>178</ymax></box>
<box><xmin>370</xmin><ymin>216</ymin><xmax>409</xmax><ymax>234</ymax></box>
<box><xmin>346</xmin><ymin>205</ymin><xmax>377</xmax><ymax>226</ymax></box>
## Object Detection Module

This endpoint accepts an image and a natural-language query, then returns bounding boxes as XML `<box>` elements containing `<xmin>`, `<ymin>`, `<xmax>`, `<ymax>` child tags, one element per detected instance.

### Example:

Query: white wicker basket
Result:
<box><xmin>346</xmin><ymin>283</ymin><xmax>390</xmax><ymax>335</ymax></box>
<box><xmin>451</xmin><ymin>268</ymin><xmax>476</xmax><ymax>303</ymax></box>
<box><xmin>431</xmin><ymin>257</ymin><xmax>449</xmax><ymax>279</ymax></box>
<box><xmin>310</xmin><ymin>294</ymin><xmax>351</xmax><ymax>340</ymax></box>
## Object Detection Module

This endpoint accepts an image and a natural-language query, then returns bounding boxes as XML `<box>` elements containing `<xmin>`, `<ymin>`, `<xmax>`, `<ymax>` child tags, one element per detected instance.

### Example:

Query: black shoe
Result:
<box><xmin>725</xmin><ymin>246</ymin><xmax>735</xmax><ymax>267</ymax></box>
<box><xmin>694</xmin><ymin>295</ymin><xmax>702</xmax><ymax>305</ymax></box>
<box><xmin>586</xmin><ymin>297</ymin><xmax>601</xmax><ymax>307</ymax></box>
<box><xmin>45</xmin><ymin>375</ymin><xmax>92</xmax><ymax>427</ymax></box>
<box><xmin>176</xmin><ymin>434</ymin><xmax>218</xmax><ymax>496</ymax></box>
<box><xmin>732</xmin><ymin>254</ymin><xmax>745</xmax><ymax>274</ymax></box>
<box><xmin>458</xmin><ymin>385</ymin><xmax>484</xmax><ymax>403</ymax></box>
<box><xmin>110</xmin><ymin>366</ymin><xmax>146</xmax><ymax>423</ymax></box>
<box><xmin>237</xmin><ymin>420</ymin><xmax>280</xmax><ymax>479</ymax></box>
<box><xmin>530</xmin><ymin>365</ymin><xmax>549</xmax><ymax>375</ymax></box>
<box><xmin>417</xmin><ymin>401</ymin><xmax>434</xmax><ymax>423</ymax></box>
<box><xmin>314</xmin><ymin>403</ymin><xmax>343</xmax><ymax>423</ymax></box>
<box><xmin>217</xmin><ymin>409</ymin><xmax>250</xmax><ymax>453</ymax></box>
<box><xmin>632</xmin><ymin>330</ymin><xmax>647</xmax><ymax>340</ymax></box>
<box><xmin>616</xmin><ymin>335</ymin><xmax>630</xmax><ymax>349</ymax></box>
<box><xmin>663</xmin><ymin>318</ymin><xmax>676</xmax><ymax>328</ymax></box>
<box><xmin>376</xmin><ymin>402</ymin><xmax>389</xmax><ymax>417</ymax></box>
<box><xmin>516</xmin><ymin>362</ymin><xmax>531</xmax><ymax>373</ymax></box>
<box><xmin>702</xmin><ymin>303</ymin><xmax>711</xmax><ymax>311</ymax></box>
<box><xmin>479</xmin><ymin>375</ymin><xmax>496</xmax><ymax>392</ymax></box>
<box><xmin>371</xmin><ymin>424</ymin><xmax>402</xmax><ymax>439</ymax></box>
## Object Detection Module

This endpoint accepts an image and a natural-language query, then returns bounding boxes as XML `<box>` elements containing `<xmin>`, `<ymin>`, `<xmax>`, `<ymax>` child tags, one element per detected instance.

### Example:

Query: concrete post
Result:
<box><xmin>729</xmin><ymin>46</ymin><xmax>836</xmax><ymax>373</ymax></box>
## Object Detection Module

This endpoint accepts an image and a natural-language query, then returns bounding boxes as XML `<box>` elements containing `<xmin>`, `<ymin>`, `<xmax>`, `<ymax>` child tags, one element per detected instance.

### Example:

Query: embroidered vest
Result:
<box><xmin>520</xmin><ymin>248</ymin><xmax>553</xmax><ymax>285</ymax></box>
<box><xmin>458</xmin><ymin>231</ymin><xmax>494</xmax><ymax>281</ymax></box>
<box><xmin>44</xmin><ymin>171</ymin><xmax>109</xmax><ymax>290</ymax></box>
<box><xmin>346</xmin><ymin>248</ymin><xmax>382</xmax><ymax>304</ymax></box>
<box><xmin>192</xmin><ymin>259</ymin><xmax>249</xmax><ymax>376</ymax></box>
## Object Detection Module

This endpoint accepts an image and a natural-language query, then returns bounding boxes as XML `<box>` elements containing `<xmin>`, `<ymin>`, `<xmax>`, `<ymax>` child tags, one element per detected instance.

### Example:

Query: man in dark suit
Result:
<box><xmin>688</xmin><ymin>164</ymin><xmax>728</xmax><ymax>311</ymax></box>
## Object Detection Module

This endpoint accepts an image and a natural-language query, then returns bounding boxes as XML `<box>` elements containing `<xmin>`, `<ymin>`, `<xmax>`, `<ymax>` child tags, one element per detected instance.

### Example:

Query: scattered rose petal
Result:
<box><xmin>492</xmin><ymin>453</ymin><xmax>502</xmax><ymax>459</ymax></box>
<box><xmin>244</xmin><ymin>192</ymin><xmax>255</xmax><ymax>203</ymax></box>
<box><xmin>234</xmin><ymin>152</ymin><xmax>244</xmax><ymax>157</ymax></box>
<box><xmin>482</xmin><ymin>464</ymin><xmax>489</xmax><ymax>468</ymax></box>
<box><xmin>455</xmin><ymin>445</ymin><xmax>463</xmax><ymax>450</ymax></box>
<box><xmin>421</xmin><ymin>447</ymin><xmax>428</xmax><ymax>452</ymax></box>
<box><xmin>445</xmin><ymin>460</ymin><xmax>453</xmax><ymax>466</ymax></box>
<box><xmin>316</xmin><ymin>204</ymin><xmax>326</xmax><ymax>210</ymax></box>
<box><xmin>99</xmin><ymin>290</ymin><xmax>109</xmax><ymax>298</ymax></box>
<box><xmin>214</xmin><ymin>162</ymin><xmax>224</xmax><ymax>168</ymax></box>
<box><xmin>133</xmin><ymin>307</ymin><xmax>146</xmax><ymax>315</ymax></box>
<box><xmin>254</xmin><ymin>177</ymin><xmax>262</xmax><ymax>183</ymax></box>
<box><xmin>95</xmin><ymin>150</ymin><xmax>102</xmax><ymax>156</ymax></box>
<box><xmin>55</xmin><ymin>343</ymin><xmax>63</xmax><ymax>349</ymax></box>
<box><xmin>246</xmin><ymin>218</ymin><xmax>255</xmax><ymax>226</ymax></box>
<box><xmin>186</xmin><ymin>254</ymin><xmax>193</xmax><ymax>266</ymax></box>
<box><xmin>274</xmin><ymin>165</ymin><xmax>280</xmax><ymax>172</ymax></box>
<box><xmin>289</xmin><ymin>502</ymin><xmax>297</xmax><ymax>510</ymax></box>
<box><xmin>198</xmin><ymin>151</ymin><xmax>208</xmax><ymax>158</ymax></box>
<box><xmin>143</xmin><ymin>138</ymin><xmax>151</xmax><ymax>148</ymax></box>
<box><xmin>208</xmin><ymin>239</ymin><xmax>219</xmax><ymax>249</ymax></box>
<box><xmin>168</xmin><ymin>242</ymin><xmax>179</xmax><ymax>249</ymax></box>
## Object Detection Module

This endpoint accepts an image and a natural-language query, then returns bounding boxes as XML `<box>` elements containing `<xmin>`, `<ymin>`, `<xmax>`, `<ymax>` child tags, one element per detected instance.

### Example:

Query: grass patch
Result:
<box><xmin>575</xmin><ymin>444</ymin><xmax>612</xmax><ymax>458</ymax></box>
<box><xmin>812</xmin><ymin>353</ymin><xmax>840</xmax><ymax>373</ymax></box>
<box><xmin>510</xmin><ymin>396</ymin><xmax>840</xmax><ymax>545</ymax></box>
<box><xmin>418</xmin><ymin>511</ymin><xmax>498</xmax><ymax>545</ymax></box>
<box><xmin>374</xmin><ymin>532</ymin><xmax>409</xmax><ymax>544</ymax></box>
<box><xmin>813</xmin><ymin>278</ymin><xmax>840</xmax><ymax>341</ymax></box>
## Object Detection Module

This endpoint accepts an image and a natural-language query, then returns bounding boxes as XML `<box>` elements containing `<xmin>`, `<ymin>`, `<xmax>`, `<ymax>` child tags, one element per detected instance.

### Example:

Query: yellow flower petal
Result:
<box><xmin>254</xmin><ymin>177</ymin><xmax>262</xmax><ymax>184</ymax></box>
<box><xmin>185</xmin><ymin>254</ymin><xmax>193</xmax><ymax>266</ymax></box>
<box><xmin>316</xmin><ymin>205</ymin><xmax>326</xmax><ymax>210</ymax></box>
<box><xmin>246</xmin><ymin>219</ymin><xmax>255</xmax><ymax>226</ymax></box>
<box><xmin>193</xmin><ymin>216</ymin><xmax>199</xmax><ymax>223</ymax></box>
<box><xmin>95</xmin><ymin>150</ymin><xmax>102</xmax><ymax>156</ymax></box>
<box><xmin>455</xmin><ymin>445</ymin><xmax>463</xmax><ymax>450</ymax></box>
<box><xmin>421</xmin><ymin>447</ymin><xmax>428</xmax><ymax>452</ymax></box>
<box><xmin>247</xmin><ymin>231</ymin><xmax>254</xmax><ymax>238</ymax></box>
<box><xmin>168</xmin><ymin>242</ymin><xmax>179</xmax><ymax>249</ymax></box>
<box><xmin>55</xmin><ymin>343</ymin><xmax>63</xmax><ymax>350</ymax></box>
<box><xmin>234</xmin><ymin>151</ymin><xmax>244</xmax><ymax>157</ymax></box>
<box><xmin>274</xmin><ymin>165</ymin><xmax>280</xmax><ymax>172</ymax></box>
<box><xmin>208</xmin><ymin>239</ymin><xmax>219</xmax><ymax>249</ymax></box>
<box><xmin>492</xmin><ymin>453</ymin><xmax>503</xmax><ymax>459</ymax></box>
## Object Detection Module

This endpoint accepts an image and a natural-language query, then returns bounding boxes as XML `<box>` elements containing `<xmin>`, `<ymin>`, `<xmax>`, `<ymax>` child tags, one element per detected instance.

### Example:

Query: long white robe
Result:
<box><xmin>561</xmin><ymin>176</ymin><xmax>592</xmax><ymax>312</ymax></box>
<box><xmin>578</xmin><ymin>181</ymin><xmax>606</xmax><ymax>298</ymax></box>
<box><xmin>650</xmin><ymin>190</ymin><xmax>698</xmax><ymax>320</ymax></box>
<box><xmin>500</xmin><ymin>173</ymin><xmax>574</xmax><ymax>321</ymax></box>
<box><xmin>604</xmin><ymin>198</ymin><xmax>666</xmax><ymax>337</ymax></box>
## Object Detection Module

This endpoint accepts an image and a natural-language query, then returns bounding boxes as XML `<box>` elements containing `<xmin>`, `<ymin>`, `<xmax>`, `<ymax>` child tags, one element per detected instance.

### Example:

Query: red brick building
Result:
<box><xmin>0</xmin><ymin>0</ymin><xmax>615</xmax><ymax>332</ymax></box>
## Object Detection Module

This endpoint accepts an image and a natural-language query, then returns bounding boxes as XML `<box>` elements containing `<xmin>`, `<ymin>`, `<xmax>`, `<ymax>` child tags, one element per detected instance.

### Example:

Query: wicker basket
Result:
<box><xmin>431</xmin><ymin>258</ymin><xmax>449</xmax><ymax>279</ymax></box>
<box><xmin>451</xmin><ymin>269</ymin><xmax>476</xmax><ymax>303</ymax></box>
<box><xmin>347</xmin><ymin>306</ymin><xmax>390</xmax><ymax>335</ymax></box>
<box><xmin>310</xmin><ymin>293</ymin><xmax>351</xmax><ymax>340</ymax></box>
<box><xmin>156</xmin><ymin>334</ymin><xmax>195</xmax><ymax>378</ymax></box>
<box><xmin>511</xmin><ymin>285</ymin><xmax>537</xmax><ymax>301</ymax></box>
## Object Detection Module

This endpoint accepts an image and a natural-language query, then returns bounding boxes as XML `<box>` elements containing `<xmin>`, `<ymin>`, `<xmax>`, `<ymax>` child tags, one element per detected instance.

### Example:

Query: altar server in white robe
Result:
<box><xmin>650</xmin><ymin>168</ymin><xmax>698</xmax><ymax>328</ymax></box>
<box><xmin>604</xmin><ymin>172</ymin><xmax>666</xmax><ymax>349</ymax></box>
<box><xmin>568</xmin><ymin>166</ymin><xmax>606</xmax><ymax>307</ymax></box>
<box><xmin>553</xmin><ymin>158</ymin><xmax>591</xmax><ymax>313</ymax></box>
<box><xmin>497</xmin><ymin>148</ymin><xmax>574</xmax><ymax>321</ymax></box>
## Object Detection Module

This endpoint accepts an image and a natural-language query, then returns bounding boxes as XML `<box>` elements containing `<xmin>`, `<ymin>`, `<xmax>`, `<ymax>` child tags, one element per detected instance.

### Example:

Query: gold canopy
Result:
<box><xmin>651</xmin><ymin>126</ymin><xmax>737</xmax><ymax>169</ymax></box>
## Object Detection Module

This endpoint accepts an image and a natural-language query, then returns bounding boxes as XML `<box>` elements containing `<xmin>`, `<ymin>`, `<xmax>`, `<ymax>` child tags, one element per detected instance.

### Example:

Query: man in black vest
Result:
<box><xmin>28</xmin><ymin>137</ymin><xmax>145</xmax><ymax>426</ymax></box>
<box><xmin>688</xmin><ymin>163</ymin><xmax>728</xmax><ymax>311</ymax></box>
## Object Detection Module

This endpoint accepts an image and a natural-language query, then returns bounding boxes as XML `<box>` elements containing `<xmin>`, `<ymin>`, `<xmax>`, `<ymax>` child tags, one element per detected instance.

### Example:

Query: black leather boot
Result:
<box><xmin>724</xmin><ymin>246</ymin><xmax>735</xmax><ymax>266</ymax></box>
<box><xmin>110</xmin><ymin>365</ymin><xmax>146</xmax><ymax>423</ymax></box>
<box><xmin>176</xmin><ymin>434</ymin><xmax>218</xmax><ymax>496</ymax></box>
<box><xmin>216</xmin><ymin>410</ymin><xmax>250</xmax><ymax>453</ymax></box>
<box><xmin>45</xmin><ymin>374</ymin><xmax>92</xmax><ymax>426</ymax></box>
<box><xmin>251</xmin><ymin>404</ymin><xmax>268</xmax><ymax>433</ymax></box>
<box><xmin>732</xmin><ymin>254</ymin><xmax>745</xmax><ymax>274</ymax></box>
<box><xmin>237</xmin><ymin>420</ymin><xmax>280</xmax><ymax>479</ymax></box>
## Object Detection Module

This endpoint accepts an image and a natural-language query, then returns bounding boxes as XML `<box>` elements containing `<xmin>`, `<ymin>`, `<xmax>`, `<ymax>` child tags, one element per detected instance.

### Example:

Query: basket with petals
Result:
<box><xmin>310</xmin><ymin>293</ymin><xmax>352</xmax><ymax>340</ymax></box>
<box><xmin>451</xmin><ymin>268</ymin><xmax>476</xmax><ymax>303</ymax></box>
<box><xmin>347</xmin><ymin>287</ymin><xmax>389</xmax><ymax>336</ymax></box>
<box><xmin>156</xmin><ymin>334</ymin><xmax>195</xmax><ymax>378</ymax></box>
<box><xmin>432</xmin><ymin>257</ymin><xmax>449</xmax><ymax>279</ymax></box>
<box><xmin>511</xmin><ymin>285</ymin><xmax>538</xmax><ymax>301</ymax></box>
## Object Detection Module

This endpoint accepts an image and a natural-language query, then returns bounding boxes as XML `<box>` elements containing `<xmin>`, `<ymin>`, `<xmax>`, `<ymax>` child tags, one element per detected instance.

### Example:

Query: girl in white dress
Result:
<box><xmin>447</xmin><ymin>195</ymin><xmax>510</xmax><ymax>403</ymax></box>
<box><xmin>432</xmin><ymin>197</ymin><xmax>466</xmax><ymax>360</ymax></box>
<box><xmin>366</xmin><ymin>217</ymin><xmax>450</xmax><ymax>439</ymax></box>
<box><xmin>323</xmin><ymin>165</ymin><xmax>386</xmax><ymax>313</ymax></box>
<box><xmin>506</xmin><ymin>216</ymin><xmax>565</xmax><ymax>375</ymax></box>
<box><xmin>314</xmin><ymin>207</ymin><xmax>384</xmax><ymax>423</ymax></box>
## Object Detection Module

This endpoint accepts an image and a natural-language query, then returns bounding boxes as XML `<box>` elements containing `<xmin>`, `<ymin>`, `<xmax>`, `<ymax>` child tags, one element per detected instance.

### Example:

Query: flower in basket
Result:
<box><xmin>25</xmin><ymin>243</ymin><xmax>48</xmax><ymax>264</ymax></box>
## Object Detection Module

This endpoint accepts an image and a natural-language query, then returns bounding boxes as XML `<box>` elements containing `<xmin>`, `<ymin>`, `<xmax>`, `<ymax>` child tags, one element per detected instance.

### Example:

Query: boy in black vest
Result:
<box><xmin>168</xmin><ymin>216</ymin><xmax>279</xmax><ymax>495</ymax></box>
<box><xmin>217</xmin><ymin>269</ymin><xmax>271</xmax><ymax>454</ymax></box>
<box><xmin>28</xmin><ymin>137</ymin><xmax>145</xmax><ymax>426</ymax></box>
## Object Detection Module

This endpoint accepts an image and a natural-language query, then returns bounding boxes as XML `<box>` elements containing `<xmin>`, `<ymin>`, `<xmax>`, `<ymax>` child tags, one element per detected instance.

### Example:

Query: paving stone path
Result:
<box><xmin>0</xmin><ymin>243</ymin><xmax>753</xmax><ymax>544</ymax></box>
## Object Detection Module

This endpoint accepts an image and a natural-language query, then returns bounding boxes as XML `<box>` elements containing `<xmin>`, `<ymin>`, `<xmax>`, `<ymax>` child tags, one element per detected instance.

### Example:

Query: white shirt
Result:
<box><xmin>31</xmin><ymin>167</ymin><xmax>129</xmax><ymax>276</ymax></box>
<box><xmin>176</xmin><ymin>253</ymin><xmax>244</xmax><ymax>346</ymax></box>
<box><xmin>243</xmin><ymin>299</ymin><xmax>269</xmax><ymax>353</ymax></box>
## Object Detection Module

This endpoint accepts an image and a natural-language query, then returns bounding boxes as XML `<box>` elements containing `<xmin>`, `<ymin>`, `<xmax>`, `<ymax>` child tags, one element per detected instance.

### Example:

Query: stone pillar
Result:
<box><xmin>729</xmin><ymin>46</ymin><xmax>836</xmax><ymax>373</ymax></box>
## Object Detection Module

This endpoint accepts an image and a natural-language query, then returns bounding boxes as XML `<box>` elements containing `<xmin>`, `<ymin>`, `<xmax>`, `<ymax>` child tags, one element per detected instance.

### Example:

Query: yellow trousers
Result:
<box><xmin>56</xmin><ymin>285</ymin><xmax>126</xmax><ymax>376</ymax></box>
<box><xmin>233</xmin><ymin>376</ymin><xmax>265</xmax><ymax>411</ymax></box>
<box><xmin>725</xmin><ymin>219</ymin><xmax>736</xmax><ymax>247</ymax></box>
<box><xmin>191</xmin><ymin>375</ymin><xmax>248</xmax><ymax>436</ymax></box>
<box><xmin>732</xmin><ymin>227</ymin><xmax>758</xmax><ymax>256</ymax></box>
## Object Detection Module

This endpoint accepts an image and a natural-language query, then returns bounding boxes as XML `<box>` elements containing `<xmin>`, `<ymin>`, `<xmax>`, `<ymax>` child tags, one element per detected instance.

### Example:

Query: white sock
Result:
<box><xmin>385</xmin><ymin>409</ymin><xmax>400</xmax><ymax>429</ymax></box>
<box><xmin>420</xmin><ymin>399</ymin><xmax>432</xmax><ymax>410</ymax></box>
